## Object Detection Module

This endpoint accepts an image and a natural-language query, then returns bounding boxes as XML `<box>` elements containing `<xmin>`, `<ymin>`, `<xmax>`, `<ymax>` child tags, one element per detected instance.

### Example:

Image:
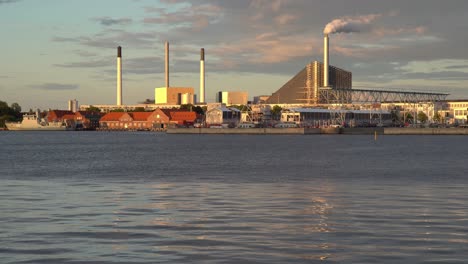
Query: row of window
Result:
<box><xmin>450</xmin><ymin>103</ymin><xmax>468</xmax><ymax>108</ymax></box>
<box><xmin>454</xmin><ymin>110</ymin><xmax>468</xmax><ymax>116</ymax></box>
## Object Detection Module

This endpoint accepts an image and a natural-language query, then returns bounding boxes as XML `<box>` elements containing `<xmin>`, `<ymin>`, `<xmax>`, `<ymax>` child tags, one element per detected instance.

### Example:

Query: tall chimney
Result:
<box><xmin>165</xmin><ymin>41</ymin><xmax>169</xmax><ymax>88</ymax></box>
<box><xmin>117</xmin><ymin>46</ymin><xmax>123</xmax><ymax>106</ymax></box>
<box><xmin>323</xmin><ymin>34</ymin><xmax>329</xmax><ymax>88</ymax></box>
<box><xmin>200</xmin><ymin>48</ymin><xmax>205</xmax><ymax>104</ymax></box>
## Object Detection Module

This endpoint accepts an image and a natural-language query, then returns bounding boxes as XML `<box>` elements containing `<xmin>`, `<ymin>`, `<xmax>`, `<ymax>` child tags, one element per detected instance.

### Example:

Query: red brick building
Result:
<box><xmin>99</xmin><ymin>109</ymin><xmax>196</xmax><ymax>130</ymax></box>
<box><xmin>47</xmin><ymin>110</ymin><xmax>74</xmax><ymax>123</ymax></box>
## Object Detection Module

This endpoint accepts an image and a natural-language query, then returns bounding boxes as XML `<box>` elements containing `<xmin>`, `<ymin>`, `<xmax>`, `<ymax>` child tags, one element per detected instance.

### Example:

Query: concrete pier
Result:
<box><xmin>384</xmin><ymin>128</ymin><xmax>468</xmax><ymax>135</ymax></box>
<box><xmin>167</xmin><ymin>128</ymin><xmax>321</xmax><ymax>135</ymax></box>
<box><xmin>167</xmin><ymin>127</ymin><xmax>468</xmax><ymax>135</ymax></box>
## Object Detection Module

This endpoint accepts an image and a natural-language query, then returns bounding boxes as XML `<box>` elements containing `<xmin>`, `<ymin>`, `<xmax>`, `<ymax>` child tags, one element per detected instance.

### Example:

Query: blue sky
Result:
<box><xmin>1</xmin><ymin>0</ymin><xmax>468</xmax><ymax>110</ymax></box>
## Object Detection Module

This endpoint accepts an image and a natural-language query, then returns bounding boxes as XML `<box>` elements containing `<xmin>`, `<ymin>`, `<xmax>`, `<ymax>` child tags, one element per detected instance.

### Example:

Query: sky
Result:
<box><xmin>1</xmin><ymin>0</ymin><xmax>468</xmax><ymax>110</ymax></box>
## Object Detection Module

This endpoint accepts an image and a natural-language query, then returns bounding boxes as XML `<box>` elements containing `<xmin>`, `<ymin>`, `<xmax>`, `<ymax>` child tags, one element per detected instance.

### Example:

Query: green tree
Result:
<box><xmin>271</xmin><ymin>105</ymin><xmax>283</xmax><ymax>120</ymax></box>
<box><xmin>180</xmin><ymin>104</ymin><xmax>194</xmax><ymax>111</ymax></box>
<box><xmin>133</xmin><ymin>107</ymin><xmax>146</xmax><ymax>112</ymax></box>
<box><xmin>404</xmin><ymin>113</ymin><xmax>414</xmax><ymax>123</ymax></box>
<box><xmin>0</xmin><ymin>101</ymin><xmax>22</xmax><ymax>127</ymax></box>
<box><xmin>86</xmin><ymin>106</ymin><xmax>101</xmax><ymax>112</ymax></box>
<box><xmin>417</xmin><ymin>111</ymin><xmax>428</xmax><ymax>123</ymax></box>
<box><xmin>0</xmin><ymin>101</ymin><xmax>9</xmax><ymax>115</ymax></box>
<box><xmin>192</xmin><ymin>106</ymin><xmax>204</xmax><ymax>115</ymax></box>
<box><xmin>10</xmin><ymin>103</ymin><xmax>21</xmax><ymax>113</ymax></box>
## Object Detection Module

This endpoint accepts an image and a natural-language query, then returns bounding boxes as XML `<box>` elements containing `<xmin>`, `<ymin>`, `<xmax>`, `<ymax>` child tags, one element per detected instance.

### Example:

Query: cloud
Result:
<box><xmin>93</xmin><ymin>17</ymin><xmax>133</xmax><ymax>26</ymax></box>
<box><xmin>30</xmin><ymin>83</ymin><xmax>79</xmax><ymax>91</ymax></box>
<box><xmin>274</xmin><ymin>14</ymin><xmax>298</xmax><ymax>26</ymax></box>
<box><xmin>52</xmin><ymin>30</ymin><xmax>157</xmax><ymax>49</ymax></box>
<box><xmin>73</xmin><ymin>50</ymin><xmax>98</xmax><ymax>57</ymax></box>
<box><xmin>143</xmin><ymin>3</ymin><xmax>223</xmax><ymax>31</ymax></box>
<box><xmin>402</xmin><ymin>71</ymin><xmax>468</xmax><ymax>81</ymax></box>
<box><xmin>0</xmin><ymin>0</ymin><xmax>20</xmax><ymax>4</ymax></box>
<box><xmin>54</xmin><ymin>58</ymin><xmax>112</xmax><ymax>68</ymax></box>
<box><xmin>445</xmin><ymin>65</ymin><xmax>468</xmax><ymax>70</ymax></box>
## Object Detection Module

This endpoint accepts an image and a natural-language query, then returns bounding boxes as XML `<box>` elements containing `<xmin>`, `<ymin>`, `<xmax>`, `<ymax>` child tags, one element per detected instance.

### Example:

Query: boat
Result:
<box><xmin>5</xmin><ymin>112</ymin><xmax>68</xmax><ymax>131</ymax></box>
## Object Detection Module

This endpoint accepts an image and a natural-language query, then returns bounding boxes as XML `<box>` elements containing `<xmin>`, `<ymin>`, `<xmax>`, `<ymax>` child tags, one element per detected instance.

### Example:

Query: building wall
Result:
<box><xmin>155</xmin><ymin>88</ymin><xmax>168</xmax><ymax>104</ymax></box>
<box><xmin>155</xmin><ymin>87</ymin><xmax>194</xmax><ymax>105</ymax></box>
<box><xmin>218</xmin><ymin>91</ymin><xmax>248</xmax><ymax>105</ymax></box>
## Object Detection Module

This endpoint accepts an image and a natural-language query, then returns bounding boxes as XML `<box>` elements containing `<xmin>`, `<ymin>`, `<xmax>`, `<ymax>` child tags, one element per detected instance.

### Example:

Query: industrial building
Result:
<box><xmin>155</xmin><ymin>87</ymin><xmax>195</xmax><ymax>105</ymax></box>
<box><xmin>205</xmin><ymin>104</ymin><xmax>241</xmax><ymax>126</ymax></box>
<box><xmin>266</xmin><ymin>34</ymin><xmax>352</xmax><ymax>105</ymax></box>
<box><xmin>281</xmin><ymin>108</ymin><xmax>392</xmax><ymax>127</ymax></box>
<box><xmin>266</xmin><ymin>61</ymin><xmax>352</xmax><ymax>105</ymax></box>
<box><xmin>217</xmin><ymin>91</ymin><xmax>248</xmax><ymax>105</ymax></box>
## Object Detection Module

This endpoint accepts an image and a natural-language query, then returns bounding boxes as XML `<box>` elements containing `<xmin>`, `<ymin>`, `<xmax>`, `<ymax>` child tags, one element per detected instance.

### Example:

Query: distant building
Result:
<box><xmin>75</xmin><ymin>111</ymin><xmax>105</xmax><ymax>130</ymax></box>
<box><xmin>253</xmin><ymin>95</ymin><xmax>270</xmax><ymax>104</ymax></box>
<box><xmin>281</xmin><ymin>108</ymin><xmax>392</xmax><ymax>127</ymax></box>
<box><xmin>47</xmin><ymin>110</ymin><xmax>74</xmax><ymax>123</ymax></box>
<box><xmin>217</xmin><ymin>91</ymin><xmax>248</xmax><ymax>105</ymax></box>
<box><xmin>444</xmin><ymin>99</ymin><xmax>468</xmax><ymax>125</ymax></box>
<box><xmin>205</xmin><ymin>105</ymin><xmax>241</xmax><ymax>126</ymax></box>
<box><xmin>266</xmin><ymin>61</ymin><xmax>352</xmax><ymax>105</ymax></box>
<box><xmin>99</xmin><ymin>109</ymin><xmax>197</xmax><ymax>130</ymax></box>
<box><xmin>155</xmin><ymin>87</ymin><xmax>195</xmax><ymax>105</ymax></box>
<box><xmin>68</xmin><ymin>99</ymin><xmax>79</xmax><ymax>113</ymax></box>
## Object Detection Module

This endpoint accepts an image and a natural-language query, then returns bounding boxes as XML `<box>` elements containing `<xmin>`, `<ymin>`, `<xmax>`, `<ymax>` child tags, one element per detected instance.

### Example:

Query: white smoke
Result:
<box><xmin>324</xmin><ymin>14</ymin><xmax>381</xmax><ymax>35</ymax></box>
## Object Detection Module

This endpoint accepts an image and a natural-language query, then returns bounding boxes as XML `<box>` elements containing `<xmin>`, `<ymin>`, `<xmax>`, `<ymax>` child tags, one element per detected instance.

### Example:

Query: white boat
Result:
<box><xmin>5</xmin><ymin>113</ymin><xmax>68</xmax><ymax>131</ymax></box>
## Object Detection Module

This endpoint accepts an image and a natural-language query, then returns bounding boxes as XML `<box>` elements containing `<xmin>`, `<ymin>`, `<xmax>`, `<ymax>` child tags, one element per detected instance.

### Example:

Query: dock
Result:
<box><xmin>167</xmin><ymin>127</ymin><xmax>468</xmax><ymax>135</ymax></box>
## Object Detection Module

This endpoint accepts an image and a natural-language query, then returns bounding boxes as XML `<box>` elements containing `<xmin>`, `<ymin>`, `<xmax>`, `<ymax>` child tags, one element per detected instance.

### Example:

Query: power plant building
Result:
<box><xmin>217</xmin><ymin>91</ymin><xmax>248</xmax><ymax>105</ymax></box>
<box><xmin>155</xmin><ymin>87</ymin><xmax>195</xmax><ymax>105</ymax></box>
<box><xmin>266</xmin><ymin>61</ymin><xmax>352</xmax><ymax>104</ymax></box>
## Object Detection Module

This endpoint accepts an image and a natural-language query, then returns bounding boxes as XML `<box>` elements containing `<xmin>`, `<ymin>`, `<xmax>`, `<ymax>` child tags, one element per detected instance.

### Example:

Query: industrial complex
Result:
<box><xmin>31</xmin><ymin>31</ymin><xmax>468</xmax><ymax>130</ymax></box>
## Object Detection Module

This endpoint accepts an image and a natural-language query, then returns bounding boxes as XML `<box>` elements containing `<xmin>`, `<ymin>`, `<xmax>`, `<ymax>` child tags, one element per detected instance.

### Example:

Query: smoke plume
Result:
<box><xmin>324</xmin><ymin>14</ymin><xmax>381</xmax><ymax>34</ymax></box>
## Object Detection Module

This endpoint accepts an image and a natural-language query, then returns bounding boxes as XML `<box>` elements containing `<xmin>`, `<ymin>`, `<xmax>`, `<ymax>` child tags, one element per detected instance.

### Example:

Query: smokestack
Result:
<box><xmin>117</xmin><ymin>46</ymin><xmax>123</xmax><ymax>106</ymax></box>
<box><xmin>200</xmin><ymin>48</ymin><xmax>205</xmax><ymax>104</ymax></box>
<box><xmin>165</xmin><ymin>41</ymin><xmax>169</xmax><ymax>88</ymax></box>
<box><xmin>323</xmin><ymin>34</ymin><xmax>329</xmax><ymax>88</ymax></box>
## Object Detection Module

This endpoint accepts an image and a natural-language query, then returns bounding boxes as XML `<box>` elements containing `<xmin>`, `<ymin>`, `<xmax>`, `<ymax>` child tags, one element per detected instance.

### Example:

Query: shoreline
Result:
<box><xmin>167</xmin><ymin>127</ymin><xmax>468</xmax><ymax>135</ymax></box>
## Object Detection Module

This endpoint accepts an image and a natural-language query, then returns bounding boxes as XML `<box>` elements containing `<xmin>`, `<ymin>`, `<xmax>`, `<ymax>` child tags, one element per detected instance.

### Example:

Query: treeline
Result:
<box><xmin>0</xmin><ymin>101</ymin><xmax>22</xmax><ymax>127</ymax></box>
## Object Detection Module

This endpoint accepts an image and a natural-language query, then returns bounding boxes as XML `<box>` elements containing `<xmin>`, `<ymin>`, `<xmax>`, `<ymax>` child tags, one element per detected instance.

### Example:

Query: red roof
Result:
<box><xmin>100</xmin><ymin>112</ymin><xmax>127</xmax><ymax>122</ymax></box>
<box><xmin>130</xmin><ymin>112</ymin><xmax>152</xmax><ymax>121</ymax></box>
<box><xmin>47</xmin><ymin>110</ymin><xmax>74</xmax><ymax>122</ymax></box>
<box><xmin>62</xmin><ymin>114</ymin><xmax>76</xmax><ymax>120</ymax></box>
<box><xmin>169</xmin><ymin>111</ymin><xmax>197</xmax><ymax>122</ymax></box>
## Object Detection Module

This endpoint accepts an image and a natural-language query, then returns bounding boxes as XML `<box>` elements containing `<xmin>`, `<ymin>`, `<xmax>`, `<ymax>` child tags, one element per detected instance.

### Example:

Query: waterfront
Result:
<box><xmin>1</xmin><ymin>132</ymin><xmax>468</xmax><ymax>263</ymax></box>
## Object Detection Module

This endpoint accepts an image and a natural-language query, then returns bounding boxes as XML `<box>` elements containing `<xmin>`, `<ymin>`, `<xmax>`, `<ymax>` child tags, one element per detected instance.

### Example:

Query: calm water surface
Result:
<box><xmin>1</xmin><ymin>132</ymin><xmax>467</xmax><ymax>263</ymax></box>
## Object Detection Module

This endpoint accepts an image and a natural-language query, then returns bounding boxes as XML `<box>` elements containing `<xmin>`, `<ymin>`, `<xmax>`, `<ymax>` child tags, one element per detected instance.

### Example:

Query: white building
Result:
<box><xmin>205</xmin><ymin>106</ymin><xmax>241</xmax><ymax>126</ymax></box>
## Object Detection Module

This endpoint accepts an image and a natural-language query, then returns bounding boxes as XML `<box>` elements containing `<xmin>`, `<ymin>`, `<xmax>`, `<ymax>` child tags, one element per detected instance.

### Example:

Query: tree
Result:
<box><xmin>86</xmin><ymin>106</ymin><xmax>101</xmax><ymax>112</ymax></box>
<box><xmin>271</xmin><ymin>105</ymin><xmax>283</xmax><ymax>120</ymax></box>
<box><xmin>192</xmin><ymin>106</ymin><xmax>204</xmax><ymax>115</ymax></box>
<box><xmin>433</xmin><ymin>111</ymin><xmax>442</xmax><ymax>123</ymax></box>
<box><xmin>10</xmin><ymin>103</ymin><xmax>21</xmax><ymax>113</ymax></box>
<box><xmin>180</xmin><ymin>104</ymin><xmax>193</xmax><ymax>111</ymax></box>
<box><xmin>0</xmin><ymin>101</ymin><xmax>9</xmax><ymax>115</ymax></box>
<box><xmin>417</xmin><ymin>111</ymin><xmax>428</xmax><ymax>123</ymax></box>
<box><xmin>133</xmin><ymin>107</ymin><xmax>146</xmax><ymax>112</ymax></box>
<box><xmin>404</xmin><ymin>113</ymin><xmax>414</xmax><ymax>123</ymax></box>
<box><xmin>0</xmin><ymin>101</ymin><xmax>22</xmax><ymax>127</ymax></box>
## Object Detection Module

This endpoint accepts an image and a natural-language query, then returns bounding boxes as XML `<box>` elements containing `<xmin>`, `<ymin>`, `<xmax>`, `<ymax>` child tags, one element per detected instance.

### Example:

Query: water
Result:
<box><xmin>1</xmin><ymin>132</ymin><xmax>467</xmax><ymax>263</ymax></box>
